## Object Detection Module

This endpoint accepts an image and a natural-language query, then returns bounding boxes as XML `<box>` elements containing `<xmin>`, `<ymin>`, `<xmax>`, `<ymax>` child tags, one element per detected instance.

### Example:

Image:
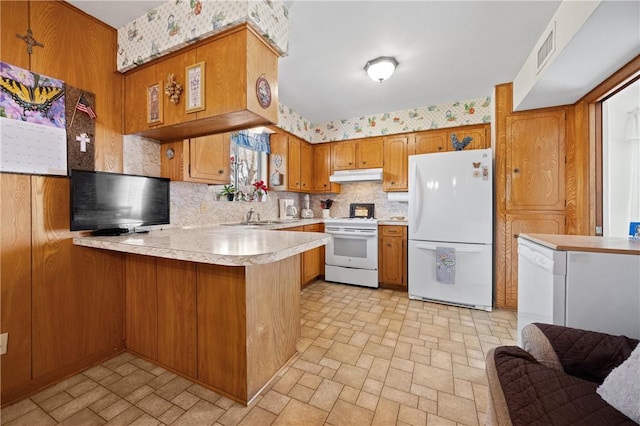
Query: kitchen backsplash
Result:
<box><xmin>123</xmin><ymin>135</ymin><xmax>406</xmax><ymax>226</ymax></box>
<box><xmin>310</xmin><ymin>183</ymin><xmax>407</xmax><ymax>220</ymax></box>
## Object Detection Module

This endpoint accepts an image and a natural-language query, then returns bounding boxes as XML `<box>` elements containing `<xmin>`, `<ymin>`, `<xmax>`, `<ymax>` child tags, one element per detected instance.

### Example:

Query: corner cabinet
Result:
<box><xmin>123</xmin><ymin>25</ymin><xmax>278</xmax><ymax>141</ymax></box>
<box><xmin>161</xmin><ymin>133</ymin><xmax>230</xmax><ymax>184</ymax></box>
<box><xmin>378</xmin><ymin>225</ymin><xmax>407</xmax><ymax>290</ymax></box>
<box><xmin>269</xmin><ymin>132</ymin><xmax>313</xmax><ymax>193</ymax></box>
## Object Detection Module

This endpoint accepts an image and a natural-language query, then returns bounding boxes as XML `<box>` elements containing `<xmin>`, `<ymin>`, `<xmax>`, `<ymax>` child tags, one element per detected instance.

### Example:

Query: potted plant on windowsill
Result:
<box><xmin>221</xmin><ymin>184</ymin><xmax>236</xmax><ymax>201</ymax></box>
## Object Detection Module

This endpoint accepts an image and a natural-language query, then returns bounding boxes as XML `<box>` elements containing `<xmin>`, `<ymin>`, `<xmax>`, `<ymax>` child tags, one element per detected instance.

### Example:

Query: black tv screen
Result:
<box><xmin>70</xmin><ymin>170</ymin><xmax>170</xmax><ymax>234</ymax></box>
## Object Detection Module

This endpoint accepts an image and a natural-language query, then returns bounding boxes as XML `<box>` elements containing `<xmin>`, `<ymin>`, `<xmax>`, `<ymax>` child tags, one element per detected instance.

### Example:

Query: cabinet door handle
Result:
<box><xmin>218</xmin><ymin>169</ymin><xmax>224</xmax><ymax>174</ymax></box>
<box><xmin>362</xmin><ymin>161</ymin><xmax>366</xmax><ymax>165</ymax></box>
<box><xmin>348</xmin><ymin>162</ymin><xmax>352</xmax><ymax>165</ymax></box>
<box><xmin>437</xmin><ymin>146</ymin><xmax>442</xmax><ymax>151</ymax></box>
<box><xmin>391</xmin><ymin>181</ymin><xmax>396</xmax><ymax>185</ymax></box>
<box><xmin>324</xmin><ymin>183</ymin><xmax>327</xmax><ymax>187</ymax></box>
<box><xmin>513</xmin><ymin>168</ymin><xmax>520</xmax><ymax>173</ymax></box>
<box><xmin>513</xmin><ymin>234</ymin><xmax>519</xmax><ymax>238</ymax></box>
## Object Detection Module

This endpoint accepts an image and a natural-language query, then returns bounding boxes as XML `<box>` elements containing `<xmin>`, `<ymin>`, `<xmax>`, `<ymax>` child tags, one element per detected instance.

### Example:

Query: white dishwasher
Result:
<box><xmin>517</xmin><ymin>235</ymin><xmax>640</xmax><ymax>346</ymax></box>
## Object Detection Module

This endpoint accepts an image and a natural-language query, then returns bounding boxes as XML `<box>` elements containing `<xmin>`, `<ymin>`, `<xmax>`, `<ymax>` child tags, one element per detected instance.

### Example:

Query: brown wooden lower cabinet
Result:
<box><xmin>502</xmin><ymin>213</ymin><xmax>566</xmax><ymax>309</ymax></box>
<box><xmin>125</xmin><ymin>254</ymin><xmax>158</xmax><ymax>361</ymax></box>
<box><xmin>157</xmin><ymin>258</ymin><xmax>197</xmax><ymax>378</ymax></box>
<box><xmin>378</xmin><ymin>225</ymin><xmax>408</xmax><ymax>290</ymax></box>
<box><xmin>124</xmin><ymin>253</ymin><xmax>300</xmax><ymax>404</ymax></box>
<box><xmin>279</xmin><ymin>224</ymin><xmax>324</xmax><ymax>287</ymax></box>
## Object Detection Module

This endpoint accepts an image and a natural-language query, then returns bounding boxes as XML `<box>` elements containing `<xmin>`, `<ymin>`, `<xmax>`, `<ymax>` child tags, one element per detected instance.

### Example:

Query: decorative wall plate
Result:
<box><xmin>256</xmin><ymin>76</ymin><xmax>271</xmax><ymax>109</ymax></box>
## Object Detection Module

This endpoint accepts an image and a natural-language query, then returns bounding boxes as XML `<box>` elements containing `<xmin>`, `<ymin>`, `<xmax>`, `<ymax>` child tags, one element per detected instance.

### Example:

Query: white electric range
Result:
<box><xmin>324</xmin><ymin>204</ymin><xmax>379</xmax><ymax>288</ymax></box>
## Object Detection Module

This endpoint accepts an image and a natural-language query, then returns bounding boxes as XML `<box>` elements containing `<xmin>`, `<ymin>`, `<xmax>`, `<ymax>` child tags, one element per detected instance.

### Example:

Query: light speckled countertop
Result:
<box><xmin>73</xmin><ymin>217</ymin><xmax>411</xmax><ymax>266</ymax></box>
<box><xmin>73</xmin><ymin>224</ymin><xmax>330</xmax><ymax>266</ymax></box>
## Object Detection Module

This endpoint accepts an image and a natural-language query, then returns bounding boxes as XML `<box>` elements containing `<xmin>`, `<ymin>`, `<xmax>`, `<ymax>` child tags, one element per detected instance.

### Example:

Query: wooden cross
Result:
<box><xmin>16</xmin><ymin>29</ymin><xmax>43</xmax><ymax>55</ymax></box>
<box><xmin>76</xmin><ymin>133</ymin><xmax>90</xmax><ymax>152</ymax></box>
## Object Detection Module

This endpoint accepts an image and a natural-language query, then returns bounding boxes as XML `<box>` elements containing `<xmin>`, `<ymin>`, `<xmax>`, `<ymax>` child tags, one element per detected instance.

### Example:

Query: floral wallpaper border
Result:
<box><xmin>277</xmin><ymin>96</ymin><xmax>492</xmax><ymax>143</ymax></box>
<box><xmin>117</xmin><ymin>0</ymin><xmax>289</xmax><ymax>73</ymax></box>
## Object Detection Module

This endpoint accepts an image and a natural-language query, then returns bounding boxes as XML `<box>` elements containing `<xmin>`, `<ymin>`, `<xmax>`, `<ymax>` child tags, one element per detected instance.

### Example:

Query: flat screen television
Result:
<box><xmin>70</xmin><ymin>169</ymin><xmax>170</xmax><ymax>235</ymax></box>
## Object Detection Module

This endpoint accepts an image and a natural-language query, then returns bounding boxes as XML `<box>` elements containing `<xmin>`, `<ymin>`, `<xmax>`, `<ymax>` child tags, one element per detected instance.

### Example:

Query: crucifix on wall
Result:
<box><xmin>15</xmin><ymin>1</ymin><xmax>44</xmax><ymax>56</ymax></box>
<box><xmin>16</xmin><ymin>28</ymin><xmax>44</xmax><ymax>55</ymax></box>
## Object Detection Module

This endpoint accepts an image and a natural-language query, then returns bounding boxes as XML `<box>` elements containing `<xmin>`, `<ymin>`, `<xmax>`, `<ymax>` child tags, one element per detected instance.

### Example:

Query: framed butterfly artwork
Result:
<box><xmin>0</xmin><ymin>61</ymin><xmax>68</xmax><ymax>176</ymax></box>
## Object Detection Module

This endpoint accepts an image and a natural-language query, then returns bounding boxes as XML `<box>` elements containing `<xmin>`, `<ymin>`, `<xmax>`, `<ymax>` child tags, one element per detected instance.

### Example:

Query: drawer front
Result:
<box><xmin>380</xmin><ymin>225</ymin><xmax>407</xmax><ymax>237</ymax></box>
<box><xmin>304</xmin><ymin>224</ymin><xmax>322</xmax><ymax>232</ymax></box>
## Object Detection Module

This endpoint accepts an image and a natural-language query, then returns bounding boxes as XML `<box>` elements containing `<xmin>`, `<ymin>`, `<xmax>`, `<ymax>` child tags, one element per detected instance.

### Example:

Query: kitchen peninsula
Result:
<box><xmin>74</xmin><ymin>226</ymin><xmax>329</xmax><ymax>405</ymax></box>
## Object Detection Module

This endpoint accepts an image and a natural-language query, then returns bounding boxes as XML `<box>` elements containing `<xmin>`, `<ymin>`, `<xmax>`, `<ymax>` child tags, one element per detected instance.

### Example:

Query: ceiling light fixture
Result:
<box><xmin>364</xmin><ymin>56</ymin><xmax>398</xmax><ymax>83</ymax></box>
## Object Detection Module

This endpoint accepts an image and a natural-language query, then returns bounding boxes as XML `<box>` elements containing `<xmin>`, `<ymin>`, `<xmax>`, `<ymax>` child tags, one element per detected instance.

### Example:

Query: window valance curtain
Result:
<box><xmin>231</xmin><ymin>131</ymin><xmax>271</xmax><ymax>154</ymax></box>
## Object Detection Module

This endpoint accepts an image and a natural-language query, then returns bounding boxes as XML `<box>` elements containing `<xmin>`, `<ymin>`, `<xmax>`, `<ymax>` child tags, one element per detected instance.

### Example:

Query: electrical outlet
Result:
<box><xmin>200</xmin><ymin>202</ymin><xmax>207</xmax><ymax>214</ymax></box>
<box><xmin>0</xmin><ymin>333</ymin><xmax>7</xmax><ymax>355</ymax></box>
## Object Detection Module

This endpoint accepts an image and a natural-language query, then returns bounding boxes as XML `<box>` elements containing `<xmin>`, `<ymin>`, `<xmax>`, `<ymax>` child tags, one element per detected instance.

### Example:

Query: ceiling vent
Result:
<box><xmin>537</xmin><ymin>22</ymin><xmax>556</xmax><ymax>74</ymax></box>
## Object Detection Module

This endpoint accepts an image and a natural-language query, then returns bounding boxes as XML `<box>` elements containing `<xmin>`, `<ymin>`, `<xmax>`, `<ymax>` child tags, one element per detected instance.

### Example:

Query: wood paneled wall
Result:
<box><xmin>0</xmin><ymin>1</ymin><xmax>125</xmax><ymax>405</ymax></box>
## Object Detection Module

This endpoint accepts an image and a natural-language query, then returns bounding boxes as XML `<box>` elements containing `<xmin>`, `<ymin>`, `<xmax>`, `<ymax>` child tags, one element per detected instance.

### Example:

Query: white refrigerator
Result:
<box><xmin>408</xmin><ymin>148</ymin><xmax>493</xmax><ymax>311</ymax></box>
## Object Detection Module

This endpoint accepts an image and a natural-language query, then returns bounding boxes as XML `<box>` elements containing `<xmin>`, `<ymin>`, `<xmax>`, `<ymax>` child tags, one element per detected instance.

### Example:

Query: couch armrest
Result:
<box><xmin>485</xmin><ymin>347</ymin><xmax>513</xmax><ymax>426</ymax></box>
<box><xmin>522</xmin><ymin>323</ymin><xmax>639</xmax><ymax>383</ymax></box>
<box><xmin>521</xmin><ymin>323</ymin><xmax>563</xmax><ymax>371</ymax></box>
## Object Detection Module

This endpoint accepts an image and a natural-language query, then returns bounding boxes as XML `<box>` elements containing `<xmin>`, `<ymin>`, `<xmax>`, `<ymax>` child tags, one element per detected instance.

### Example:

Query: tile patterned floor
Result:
<box><xmin>1</xmin><ymin>281</ymin><xmax>517</xmax><ymax>426</ymax></box>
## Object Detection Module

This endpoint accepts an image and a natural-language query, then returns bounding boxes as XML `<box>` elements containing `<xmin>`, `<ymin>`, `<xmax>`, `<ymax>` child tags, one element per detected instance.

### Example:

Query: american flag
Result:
<box><xmin>76</xmin><ymin>94</ymin><xmax>96</xmax><ymax>119</ymax></box>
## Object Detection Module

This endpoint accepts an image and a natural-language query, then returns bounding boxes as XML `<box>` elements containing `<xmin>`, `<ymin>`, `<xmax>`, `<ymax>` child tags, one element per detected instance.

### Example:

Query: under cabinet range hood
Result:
<box><xmin>329</xmin><ymin>168</ymin><xmax>383</xmax><ymax>183</ymax></box>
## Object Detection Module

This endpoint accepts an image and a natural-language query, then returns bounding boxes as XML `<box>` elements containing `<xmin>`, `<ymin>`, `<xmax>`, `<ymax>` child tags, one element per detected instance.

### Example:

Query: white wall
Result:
<box><xmin>603</xmin><ymin>81</ymin><xmax>640</xmax><ymax>237</ymax></box>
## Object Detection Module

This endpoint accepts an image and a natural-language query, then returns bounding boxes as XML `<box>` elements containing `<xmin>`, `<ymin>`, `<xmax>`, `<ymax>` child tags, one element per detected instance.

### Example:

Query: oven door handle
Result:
<box><xmin>327</xmin><ymin>231</ymin><xmax>377</xmax><ymax>239</ymax></box>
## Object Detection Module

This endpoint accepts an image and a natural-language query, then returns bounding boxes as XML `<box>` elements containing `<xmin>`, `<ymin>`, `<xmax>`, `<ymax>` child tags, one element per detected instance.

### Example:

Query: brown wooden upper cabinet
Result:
<box><xmin>269</xmin><ymin>133</ymin><xmax>313</xmax><ymax>193</ymax></box>
<box><xmin>124</xmin><ymin>25</ymin><xmax>278</xmax><ymax>141</ymax></box>
<box><xmin>331</xmin><ymin>141</ymin><xmax>356</xmax><ymax>170</ymax></box>
<box><xmin>414</xmin><ymin>124</ymin><xmax>490</xmax><ymax>154</ymax></box>
<box><xmin>415</xmin><ymin>129</ymin><xmax>449</xmax><ymax>154</ymax></box>
<box><xmin>383</xmin><ymin>134</ymin><xmax>412</xmax><ymax>192</ymax></box>
<box><xmin>331</xmin><ymin>138</ymin><xmax>384</xmax><ymax>171</ymax></box>
<box><xmin>300</xmin><ymin>141</ymin><xmax>314</xmax><ymax>192</ymax></box>
<box><xmin>160</xmin><ymin>133</ymin><xmax>230</xmax><ymax>185</ymax></box>
<box><xmin>506</xmin><ymin>111</ymin><xmax>566</xmax><ymax>211</ymax></box>
<box><xmin>449</xmin><ymin>124</ymin><xmax>490</xmax><ymax>151</ymax></box>
<box><xmin>358</xmin><ymin>138</ymin><xmax>384</xmax><ymax>168</ymax></box>
<box><xmin>313</xmin><ymin>144</ymin><xmax>341</xmax><ymax>193</ymax></box>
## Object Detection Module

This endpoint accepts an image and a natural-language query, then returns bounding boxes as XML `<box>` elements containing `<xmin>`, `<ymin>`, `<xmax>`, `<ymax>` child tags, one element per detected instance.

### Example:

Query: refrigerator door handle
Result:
<box><xmin>411</xmin><ymin>165</ymin><xmax>424</xmax><ymax>230</ymax></box>
<box><xmin>415</xmin><ymin>243</ymin><xmax>484</xmax><ymax>253</ymax></box>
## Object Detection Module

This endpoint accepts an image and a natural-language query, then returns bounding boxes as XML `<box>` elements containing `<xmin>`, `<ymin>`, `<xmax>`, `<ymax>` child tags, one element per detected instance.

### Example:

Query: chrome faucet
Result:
<box><xmin>246</xmin><ymin>208</ymin><xmax>255</xmax><ymax>224</ymax></box>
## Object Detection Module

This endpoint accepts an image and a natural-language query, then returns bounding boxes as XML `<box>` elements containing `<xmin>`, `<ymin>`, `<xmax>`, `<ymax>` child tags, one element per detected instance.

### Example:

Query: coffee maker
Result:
<box><xmin>279</xmin><ymin>199</ymin><xmax>297</xmax><ymax>220</ymax></box>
